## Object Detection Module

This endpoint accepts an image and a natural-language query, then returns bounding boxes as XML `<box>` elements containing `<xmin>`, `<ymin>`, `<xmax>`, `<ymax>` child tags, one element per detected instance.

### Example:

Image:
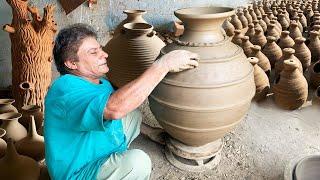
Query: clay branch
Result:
<box><xmin>28</xmin><ymin>6</ymin><xmax>42</xmax><ymax>22</ymax></box>
<box><xmin>3</xmin><ymin>24</ymin><xmax>15</xmax><ymax>33</ymax></box>
<box><xmin>41</xmin><ymin>4</ymin><xmax>57</xmax><ymax>32</ymax></box>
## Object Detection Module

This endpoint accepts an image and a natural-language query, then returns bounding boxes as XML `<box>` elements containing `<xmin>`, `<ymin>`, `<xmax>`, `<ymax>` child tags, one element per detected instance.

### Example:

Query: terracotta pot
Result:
<box><xmin>103</xmin><ymin>23</ymin><xmax>165</xmax><ymax>88</ymax></box>
<box><xmin>278</xmin><ymin>14</ymin><xmax>290</xmax><ymax>30</ymax></box>
<box><xmin>278</xmin><ymin>31</ymin><xmax>294</xmax><ymax>49</ymax></box>
<box><xmin>248</xmin><ymin>57</ymin><xmax>270</xmax><ymax>101</ymax></box>
<box><xmin>289</xmin><ymin>21</ymin><xmax>302</xmax><ymax>39</ymax></box>
<box><xmin>232</xmin><ymin>29</ymin><xmax>243</xmax><ymax>46</ymax></box>
<box><xmin>114</xmin><ymin>10</ymin><xmax>147</xmax><ymax>35</ymax></box>
<box><xmin>309</xmin><ymin>61</ymin><xmax>320</xmax><ymax>88</ymax></box>
<box><xmin>272</xmin><ymin>59</ymin><xmax>308</xmax><ymax>110</ymax></box>
<box><xmin>275</xmin><ymin>48</ymin><xmax>303</xmax><ymax>77</ymax></box>
<box><xmin>0</xmin><ymin>112</ymin><xmax>27</xmax><ymax>142</ymax></box>
<box><xmin>251</xmin><ymin>45</ymin><xmax>271</xmax><ymax>76</ymax></box>
<box><xmin>258</xmin><ymin>4</ymin><xmax>265</xmax><ymax>15</ymax></box>
<box><xmin>0</xmin><ymin>139</ymin><xmax>40</xmax><ymax>180</ymax></box>
<box><xmin>267</xmin><ymin>24</ymin><xmax>280</xmax><ymax>40</ymax></box>
<box><xmin>258</xmin><ymin>16</ymin><xmax>267</xmax><ymax>32</ymax></box>
<box><xmin>249</xmin><ymin>8</ymin><xmax>257</xmax><ymax>21</ymax></box>
<box><xmin>238</xmin><ymin>11</ymin><xmax>248</xmax><ymax>28</ymax></box>
<box><xmin>149</xmin><ymin>7</ymin><xmax>255</xmax><ymax>146</ymax></box>
<box><xmin>245</xmin><ymin>23</ymin><xmax>255</xmax><ymax>40</ymax></box>
<box><xmin>0</xmin><ymin>129</ymin><xmax>6</xmax><ymax>158</ymax></box>
<box><xmin>270</xmin><ymin>19</ymin><xmax>282</xmax><ymax>34</ymax></box>
<box><xmin>262</xmin><ymin>14</ymin><xmax>270</xmax><ymax>25</ymax></box>
<box><xmin>254</xmin><ymin>6</ymin><xmax>262</xmax><ymax>18</ymax></box>
<box><xmin>298</xmin><ymin>12</ymin><xmax>307</xmax><ymax>30</ymax></box>
<box><xmin>306</xmin><ymin>8</ymin><xmax>314</xmax><ymax>26</ymax></box>
<box><xmin>293</xmin><ymin>37</ymin><xmax>311</xmax><ymax>71</ymax></box>
<box><xmin>243</xmin><ymin>8</ymin><xmax>253</xmax><ymax>24</ymax></box>
<box><xmin>307</xmin><ymin>31</ymin><xmax>320</xmax><ymax>62</ymax></box>
<box><xmin>267</xmin><ymin>11</ymin><xmax>275</xmax><ymax>20</ymax></box>
<box><xmin>15</xmin><ymin>116</ymin><xmax>44</xmax><ymax>161</ymax></box>
<box><xmin>293</xmin><ymin>17</ymin><xmax>303</xmax><ymax>32</ymax></box>
<box><xmin>253</xmin><ymin>19</ymin><xmax>263</xmax><ymax>32</ymax></box>
<box><xmin>252</xmin><ymin>28</ymin><xmax>267</xmax><ymax>47</ymax></box>
<box><xmin>222</xmin><ymin>18</ymin><xmax>235</xmax><ymax>37</ymax></box>
<box><xmin>230</xmin><ymin>14</ymin><xmax>243</xmax><ymax>30</ymax></box>
<box><xmin>262</xmin><ymin>36</ymin><xmax>283</xmax><ymax>68</ymax></box>
<box><xmin>241</xmin><ymin>36</ymin><xmax>254</xmax><ymax>57</ymax></box>
<box><xmin>0</xmin><ymin>99</ymin><xmax>18</xmax><ymax>114</ymax></box>
<box><xmin>19</xmin><ymin>105</ymin><xmax>43</xmax><ymax>132</ymax></box>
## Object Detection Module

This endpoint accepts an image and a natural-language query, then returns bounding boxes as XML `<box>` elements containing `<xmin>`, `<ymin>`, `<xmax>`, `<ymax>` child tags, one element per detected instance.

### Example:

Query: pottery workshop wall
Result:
<box><xmin>0</xmin><ymin>0</ymin><xmax>249</xmax><ymax>87</ymax></box>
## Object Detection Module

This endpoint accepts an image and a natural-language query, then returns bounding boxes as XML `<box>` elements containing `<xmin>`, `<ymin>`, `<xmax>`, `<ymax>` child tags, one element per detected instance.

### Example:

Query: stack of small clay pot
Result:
<box><xmin>0</xmin><ymin>99</ymin><xmax>46</xmax><ymax>180</ymax></box>
<box><xmin>223</xmin><ymin>0</ymin><xmax>320</xmax><ymax>110</ymax></box>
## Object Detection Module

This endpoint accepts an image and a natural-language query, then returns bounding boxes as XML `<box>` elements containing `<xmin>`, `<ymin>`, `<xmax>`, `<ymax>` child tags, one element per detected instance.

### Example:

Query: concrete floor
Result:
<box><xmin>135</xmin><ymin>90</ymin><xmax>320</xmax><ymax>180</ymax></box>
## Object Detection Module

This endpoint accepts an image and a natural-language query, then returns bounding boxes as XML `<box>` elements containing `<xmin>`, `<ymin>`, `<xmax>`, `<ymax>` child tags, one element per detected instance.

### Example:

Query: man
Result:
<box><xmin>44</xmin><ymin>23</ymin><xmax>198</xmax><ymax>180</ymax></box>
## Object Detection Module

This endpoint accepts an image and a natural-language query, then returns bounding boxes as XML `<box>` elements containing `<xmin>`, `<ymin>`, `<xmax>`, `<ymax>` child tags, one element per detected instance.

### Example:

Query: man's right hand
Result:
<box><xmin>156</xmin><ymin>50</ymin><xmax>199</xmax><ymax>73</ymax></box>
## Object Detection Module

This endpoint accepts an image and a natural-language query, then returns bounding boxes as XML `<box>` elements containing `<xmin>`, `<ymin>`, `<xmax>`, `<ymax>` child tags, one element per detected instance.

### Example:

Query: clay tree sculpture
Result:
<box><xmin>3</xmin><ymin>0</ymin><xmax>57</xmax><ymax>110</ymax></box>
<box><xmin>272</xmin><ymin>59</ymin><xmax>308</xmax><ymax>110</ymax></box>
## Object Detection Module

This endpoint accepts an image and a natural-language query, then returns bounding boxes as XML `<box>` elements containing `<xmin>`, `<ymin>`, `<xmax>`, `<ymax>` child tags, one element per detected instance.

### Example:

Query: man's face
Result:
<box><xmin>74</xmin><ymin>37</ymin><xmax>109</xmax><ymax>78</ymax></box>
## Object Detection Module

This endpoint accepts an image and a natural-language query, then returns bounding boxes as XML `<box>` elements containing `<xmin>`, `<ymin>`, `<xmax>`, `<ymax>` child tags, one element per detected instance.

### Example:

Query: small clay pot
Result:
<box><xmin>258</xmin><ymin>16</ymin><xmax>267</xmax><ymax>32</ymax></box>
<box><xmin>294</xmin><ymin>155</ymin><xmax>320</xmax><ymax>180</ymax></box>
<box><xmin>252</xmin><ymin>28</ymin><xmax>267</xmax><ymax>47</ymax></box>
<box><xmin>232</xmin><ymin>29</ymin><xmax>243</xmax><ymax>46</ymax></box>
<box><xmin>230</xmin><ymin>14</ymin><xmax>243</xmax><ymax>30</ymax></box>
<box><xmin>243</xmin><ymin>8</ymin><xmax>253</xmax><ymax>24</ymax></box>
<box><xmin>245</xmin><ymin>23</ymin><xmax>255</xmax><ymax>40</ymax></box>
<box><xmin>307</xmin><ymin>31</ymin><xmax>320</xmax><ymax>62</ymax></box>
<box><xmin>15</xmin><ymin>116</ymin><xmax>45</xmax><ymax>161</ymax></box>
<box><xmin>272</xmin><ymin>59</ymin><xmax>308</xmax><ymax>110</ymax></box>
<box><xmin>0</xmin><ymin>129</ymin><xmax>6</xmax><ymax>158</ymax></box>
<box><xmin>278</xmin><ymin>14</ymin><xmax>290</xmax><ymax>30</ymax></box>
<box><xmin>0</xmin><ymin>99</ymin><xmax>18</xmax><ymax>114</ymax></box>
<box><xmin>293</xmin><ymin>37</ymin><xmax>311</xmax><ymax>71</ymax></box>
<box><xmin>0</xmin><ymin>112</ymin><xmax>27</xmax><ymax>142</ymax></box>
<box><xmin>289</xmin><ymin>21</ymin><xmax>302</xmax><ymax>40</ymax></box>
<box><xmin>241</xmin><ymin>36</ymin><xmax>254</xmax><ymax>57</ymax></box>
<box><xmin>248</xmin><ymin>57</ymin><xmax>270</xmax><ymax>101</ymax></box>
<box><xmin>278</xmin><ymin>31</ymin><xmax>294</xmax><ymax>49</ymax></box>
<box><xmin>266</xmin><ymin>24</ymin><xmax>280</xmax><ymax>40</ymax></box>
<box><xmin>238</xmin><ymin>11</ymin><xmax>248</xmax><ymax>28</ymax></box>
<box><xmin>253</xmin><ymin>20</ymin><xmax>264</xmax><ymax>32</ymax></box>
<box><xmin>0</xmin><ymin>139</ymin><xmax>40</xmax><ymax>180</ymax></box>
<box><xmin>275</xmin><ymin>48</ymin><xmax>303</xmax><ymax>78</ymax></box>
<box><xmin>262</xmin><ymin>36</ymin><xmax>282</xmax><ymax>68</ymax></box>
<box><xmin>251</xmin><ymin>45</ymin><xmax>271</xmax><ymax>76</ymax></box>
<box><xmin>309</xmin><ymin>61</ymin><xmax>320</xmax><ymax>88</ymax></box>
<box><xmin>222</xmin><ymin>18</ymin><xmax>235</xmax><ymax>37</ymax></box>
<box><xmin>114</xmin><ymin>10</ymin><xmax>148</xmax><ymax>35</ymax></box>
<box><xmin>19</xmin><ymin>105</ymin><xmax>43</xmax><ymax>132</ymax></box>
<box><xmin>270</xmin><ymin>19</ymin><xmax>282</xmax><ymax>34</ymax></box>
<box><xmin>298</xmin><ymin>12</ymin><xmax>307</xmax><ymax>31</ymax></box>
<box><xmin>262</xmin><ymin>14</ymin><xmax>270</xmax><ymax>25</ymax></box>
<box><xmin>249</xmin><ymin>8</ymin><xmax>257</xmax><ymax>21</ymax></box>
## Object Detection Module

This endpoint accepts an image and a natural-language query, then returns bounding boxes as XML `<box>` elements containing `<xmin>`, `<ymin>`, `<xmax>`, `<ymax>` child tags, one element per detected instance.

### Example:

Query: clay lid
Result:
<box><xmin>174</xmin><ymin>7</ymin><xmax>235</xmax><ymax>19</ymax></box>
<box><xmin>123</xmin><ymin>10</ymin><xmax>146</xmax><ymax>15</ymax></box>
<box><xmin>266</xmin><ymin>11</ymin><xmax>273</xmax><ymax>15</ymax></box>
<box><xmin>294</xmin><ymin>37</ymin><xmax>306</xmax><ymax>43</ymax></box>
<box><xmin>0</xmin><ymin>112</ymin><xmax>22</xmax><ymax>120</ymax></box>
<box><xmin>248</xmin><ymin>57</ymin><xmax>259</xmax><ymax>65</ymax></box>
<box><xmin>268</xmin><ymin>23</ymin><xmax>275</xmax><ymax>28</ymax></box>
<box><xmin>267</xmin><ymin>36</ymin><xmax>276</xmax><ymax>42</ymax></box>
<box><xmin>283</xmin><ymin>48</ymin><xmax>295</xmax><ymax>55</ymax></box>
<box><xmin>257</xmin><ymin>16</ymin><xmax>262</xmax><ymax>20</ymax></box>
<box><xmin>283</xmin><ymin>59</ymin><xmax>299</xmax><ymax>71</ymax></box>
<box><xmin>0</xmin><ymin>128</ymin><xmax>6</xmax><ymax>138</ymax></box>
<box><xmin>253</xmin><ymin>20</ymin><xmax>259</xmax><ymax>24</ymax></box>
<box><xmin>251</xmin><ymin>45</ymin><xmax>261</xmax><ymax>51</ymax></box>
<box><xmin>237</xmin><ymin>11</ymin><xmax>244</xmax><ymax>15</ymax></box>
<box><xmin>0</xmin><ymin>99</ymin><xmax>15</xmax><ymax>105</ymax></box>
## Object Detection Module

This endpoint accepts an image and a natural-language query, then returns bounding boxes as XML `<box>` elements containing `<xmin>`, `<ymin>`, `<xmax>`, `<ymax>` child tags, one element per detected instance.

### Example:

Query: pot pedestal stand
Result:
<box><xmin>164</xmin><ymin>136</ymin><xmax>223</xmax><ymax>172</ymax></box>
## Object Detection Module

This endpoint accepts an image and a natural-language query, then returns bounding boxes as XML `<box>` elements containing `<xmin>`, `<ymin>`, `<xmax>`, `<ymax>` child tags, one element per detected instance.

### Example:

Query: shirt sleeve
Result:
<box><xmin>63</xmin><ymin>88</ymin><xmax>112</xmax><ymax>132</ymax></box>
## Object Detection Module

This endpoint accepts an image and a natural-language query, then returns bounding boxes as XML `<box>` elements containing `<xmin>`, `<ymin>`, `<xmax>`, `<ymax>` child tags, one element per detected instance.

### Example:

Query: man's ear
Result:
<box><xmin>64</xmin><ymin>60</ymin><xmax>77</xmax><ymax>70</ymax></box>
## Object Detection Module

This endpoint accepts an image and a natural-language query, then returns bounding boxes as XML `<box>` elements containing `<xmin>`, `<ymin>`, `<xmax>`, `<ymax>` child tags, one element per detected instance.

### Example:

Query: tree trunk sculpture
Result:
<box><xmin>3</xmin><ymin>0</ymin><xmax>57</xmax><ymax>110</ymax></box>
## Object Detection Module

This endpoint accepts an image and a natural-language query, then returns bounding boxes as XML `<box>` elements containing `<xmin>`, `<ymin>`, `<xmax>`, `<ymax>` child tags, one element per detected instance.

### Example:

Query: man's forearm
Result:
<box><xmin>104</xmin><ymin>61</ymin><xmax>168</xmax><ymax>119</ymax></box>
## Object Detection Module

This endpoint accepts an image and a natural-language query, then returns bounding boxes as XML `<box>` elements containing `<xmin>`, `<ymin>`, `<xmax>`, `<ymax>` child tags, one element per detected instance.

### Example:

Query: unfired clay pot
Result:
<box><xmin>307</xmin><ymin>31</ymin><xmax>320</xmax><ymax>62</ymax></box>
<box><xmin>251</xmin><ymin>45</ymin><xmax>271</xmax><ymax>76</ymax></box>
<box><xmin>278</xmin><ymin>31</ymin><xmax>295</xmax><ymax>49</ymax></box>
<box><xmin>0</xmin><ymin>112</ymin><xmax>27</xmax><ymax>142</ymax></box>
<box><xmin>238</xmin><ymin>11</ymin><xmax>248</xmax><ymax>28</ymax></box>
<box><xmin>241</xmin><ymin>36</ymin><xmax>254</xmax><ymax>57</ymax></box>
<box><xmin>309</xmin><ymin>61</ymin><xmax>320</xmax><ymax>88</ymax></box>
<box><xmin>149</xmin><ymin>7</ymin><xmax>255</xmax><ymax>146</ymax></box>
<box><xmin>15</xmin><ymin>116</ymin><xmax>45</xmax><ymax>161</ymax></box>
<box><xmin>262</xmin><ymin>36</ymin><xmax>282</xmax><ymax>68</ymax></box>
<box><xmin>104</xmin><ymin>23</ymin><xmax>165</xmax><ymax>87</ymax></box>
<box><xmin>293</xmin><ymin>37</ymin><xmax>311</xmax><ymax>71</ymax></box>
<box><xmin>0</xmin><ymin>99</ymin><xmax>18</xmax><ymax>114</ymax></box>
<box><xmin>0</xmin><ymin>129</ymin><xmax>6</xmax><ymax>158</ymax></box>
<box><xmin>289</xmin><ymin>21</ymin><xmax>302</xmax><ymax>39</ymax></box>
<box><xmin>243</xmin><ymin>8</ymin><xmax>253</xmax><ymax>24</ymax></box>
<box><xmin>232</xmin><ymin>29</ymin><xmax>243</xmax><ymax>46</ymax></box>
<box><xmin>222</xmin><ymin>18</ymin><xmax>235</xmax><ymax>36</ymax></box>
<box><xmin>19</xmin><ymin>105</ymin><xmax>43</xmax><ymax>132</ymax></box>
<box><xmin>266</xmin><ymin>24</ymin><xmax>280</xmax><ymax>40</ymax></box>
<box><xmin>275</xmin><ymin>48</ymin><xmax>303</xmax><ymax>77</ymax></box>
<box><xmin>272</xmin><ymin>59</ymin><xmax>308</xmax><ymax>110</ymax></box>
<box><xmin>114</xmin><ymin>10</ymin><xmax>148</xmax><ymax>35</ymax></box>
<box><xmin>245</xmin><ymin>23</ymin><xmax>255</xmax><ymax>40</ymax></box>
<box><xmin>0</xmin><ymin>139</ymin><xmax>40</xmax><ymax>180</ymax></box>
<box><xmin>230</xmin><ymin>14</ymin><xmax>243</xmax><ymax>30</ymax></box>
<box><xmin>252</xmin><ymin>28</ymin><xmax>267</xmax><ymax>47</ymax></box>
<box><xmin>248</xmin><ymin>57</ymin><xmax>270</xmax><ymax>101</ymax></box>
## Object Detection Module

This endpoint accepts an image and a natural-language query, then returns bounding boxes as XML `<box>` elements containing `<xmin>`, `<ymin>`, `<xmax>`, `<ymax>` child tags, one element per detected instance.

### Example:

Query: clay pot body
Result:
<box><xmin>278</xmin><ymin>14</ymin><xmax>290</xmax><ymax>30</ymax></box>
<box><xmin>245</xmin><ymin>23</ymin><xmax>255</xmax><ymax>40</ymax></box>
<box><xmin>241</xmin><ymin>36</ymin><xmax>254</xmax><ymax>57</ymax></box>
<box><xmin>222</xmin><ymin>18</ymin><xmax>235</xmax><ymax>36</ymax></box>
<box><xmin>275</xmin><ymin>48</ymin><xmax>303</xmax><ymax>76</ymax></box>
<box><xmin>248</xmin><ymin>57</ymin><xmax>270</xmax><ymax>101</ymax></box>
<box><xmin>252</xmin><ymin>28</ymin><xmax>267</xmax><ymax>47</ymax></box>
<box><xmin>309</xmin><ymin>61</ymin><xmax>320</xmax><ymax>88</ymax></box>
<box><xmin>232</xmin><ymin>30</ymin><xmax>243</xmax><ymax>46</ymax></box>
<box><xmin>0</xmin><ymin>139</ymin><xmax>40</xmax><ymax>180</ymax></box>
<box><xmin>15</xmin><ymin>116</ymin><xmax>45</xmax><ymax>161</ymax></box>
<box><xmin>307</xmin><ymin>31</ymin><xmax>320</xmax><ymax>62</ymax></box>
<box><xmin>0</xmin><ymin>99</ymin><xmax>18</xmax><ymax>114</ymax></box>
<box><xmin>272</xmin><ymin>59</ymin><xmax>308</xmax><ymax>110</ymax></box>
<box><xmin>149</xmin><ymin>7</ymin><xmax>255</xmax><ymax>146</ymax></box>
<box><xmin>293</xmin><ymin>37</ymin><xmax>311</xmax><ymax>71</ymax></box>
<box><xmin>0</xmin><ymin>113</ymin><xmax>27</xmax><ymax>142</ymax></box>
<box><xmin>104</xmin><ymin>23</ymin><xmax>165</xmax><ymax>88</ymax></box>
<box><xmin>266</xmin><ymin>24</ymin><xmax>280</xmax><ymax>40</ymax></box>
<box><xmin>278</xmin><ymin>31</ymin><xmax>294</xmax><ymax>49</ymax></box>
<box><xmin>0</xmin><ymin>129</ymin><xmax>6</xmax><ymax>158</ymax></box>
<box><xmin>262</xmin><ymin>36</ymin><xmax>282</xmax><ymax>68</ymax></box>
<box><xmin>289</xmin><ymin>22</ymin><xmax>302</xmax><ymax>39</ymax></box>
<box><xmin>114</xmin><ymin>10</ymin><xmax>147</xmax><ymax>35</ymax></box>
<box><xmin>19</xmin><ymin>105</ymin><xmax>43</xmax><ymax>131</ymax></box>
<box><xmin>230</xmin><ymin>14</ymin><xmax>243</xmax><ymax>30</ymax></box>
<box><xmin>251</xmin><ymin>45</ymin><xmax>271</xmax><ymax>75</ymax></box>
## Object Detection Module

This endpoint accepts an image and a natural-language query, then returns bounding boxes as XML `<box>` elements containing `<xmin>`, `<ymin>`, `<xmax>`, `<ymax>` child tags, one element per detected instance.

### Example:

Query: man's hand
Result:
<box><xmin>156</xmin><ymin>50</ymin><xmax>199</xmax><ymax>72</ymax></box>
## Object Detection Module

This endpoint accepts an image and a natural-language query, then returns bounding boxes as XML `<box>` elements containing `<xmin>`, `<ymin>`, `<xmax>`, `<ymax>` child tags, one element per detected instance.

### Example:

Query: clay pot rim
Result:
<box><xmin>123</xmin><ymin>23</ymin><xmax>153</xmax><ymax>32</ymax></box>
<box><xmin>295</xmin><ymin>154</ymin><xmax>320</xmax><ymax>180</ymax></box>
<box><xmin>21</xmin><ymin>104</ymin><xmax>41</xmax><ymax>112</ymax></box>
<box><xmin>174</xmin><ymin>7</ymin><xmax>235</xmax><ymax>20</ymax></box>
<box><xmin>0</xmin><ymin>112</ymin><xmax>22</xmax><ymax>120</ymax></box>
<box><xmin>0</xmin><ymin>99</ymin><xmax>15</xmax><ymax>105</ymax></box>
<box><xmin>0</xmin><ymin>128</ymin><xmax>6</xmax><ymax>138</ymax></box>
<box><xmin>123</xmin><ymin>9</ymin><xmax>146</xmax><ymax>15</ymax></box>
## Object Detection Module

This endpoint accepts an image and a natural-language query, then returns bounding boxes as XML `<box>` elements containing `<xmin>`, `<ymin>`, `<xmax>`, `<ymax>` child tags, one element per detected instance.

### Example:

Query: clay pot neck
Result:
<box><xmin>123</xmin><ymin>10</ymin><xmax>146</xmax><ymax>22</ymax></box>
<box><xmin>122</xmin><ymin>23</ymin><xmax>153</xmax><ymax>37</ymax></box>
<box><xmin>27</xmin><ymin>116</ymin><xmax>39</xmax><ymax>138</ymax></box>
<box><xmin>174</xmin><ymin>7</ymin><xmax>235</xmax><ymax>44</ymax></box>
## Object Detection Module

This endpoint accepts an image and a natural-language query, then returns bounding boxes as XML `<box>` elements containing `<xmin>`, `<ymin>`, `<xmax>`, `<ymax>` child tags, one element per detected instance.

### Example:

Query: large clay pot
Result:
<box><xmin>307</xmin><ymin>31</ymin><xmax>320</xmax><ymax>62</ymax></box>
<box><xmin>262</xmin><ymin>36</ymin><xmax>282</xmax><ymax>68</ymax></box>
<box><xmin>293</xmin><ymin>37</ymin><xmax>311</xmax><ymax>71</ymax></box>
<box><xmin>0</xmin><ymin>112</ymin><xmax>27</xmax><ymax>142</ymax></box>
<box><xmin>272</xmin><ymin>59</ymin><xmax>308</xmax><ymax>110</ymax></box>
<box><xmin>103</xmin><ymin>23</ymin><xmax>165</xmax><ymax>88</ymax></box>
<box><xmin>248</xmin><ymin>57</ymin><xmax>270</xmax><ymax>101</ymax></box>
<box><xmin>19</xmin><ymin>105</ymin><xmax>43</xmax><ymax>132</ymax></box>
<box><xmin>0</xmin><ymin>129</ymin><xmax>6</xmax><ymax>158</ymax></box>
<box><xmin>0</xmin><ymin>99</ymin><xmax>18</xmax><ymax>114</ymax></box>
<box><xmin>309</xmin><ymin>61</ymin><xmax>320</xmax><ymax>88</ymax></box>
<box><xmin>114</xmin><ymin>10</ymin><xmax>147</xmax><ymax>35</ymax></box>
<box><xmin>0</xmin><ymin>139</ymin><xmax>40</xmax><ymax>180</ymax></box>
<box><xmin>15</xmin><ymin>116</ymin><xmax>45</xmax><ymax>161</ymax></box>
<box><xmin>149</xmin><ymin>7</ymin><xmax>255</xmax><ymax>146</ymax></box>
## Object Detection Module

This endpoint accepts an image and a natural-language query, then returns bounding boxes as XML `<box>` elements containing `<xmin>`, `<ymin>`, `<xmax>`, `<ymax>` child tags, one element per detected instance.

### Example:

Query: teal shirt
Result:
<box><xmin>44</xmin><ymin>74</ymin><xmax>127</xmax><ymax>180</ymax></box>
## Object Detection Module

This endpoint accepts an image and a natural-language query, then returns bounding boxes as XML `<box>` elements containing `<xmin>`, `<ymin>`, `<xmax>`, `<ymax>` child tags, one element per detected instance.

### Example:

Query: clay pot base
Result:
<box><xmin>164</xmin><ymin>137</ymin><xmax>222</xmax><ymax>172</ymax></box>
